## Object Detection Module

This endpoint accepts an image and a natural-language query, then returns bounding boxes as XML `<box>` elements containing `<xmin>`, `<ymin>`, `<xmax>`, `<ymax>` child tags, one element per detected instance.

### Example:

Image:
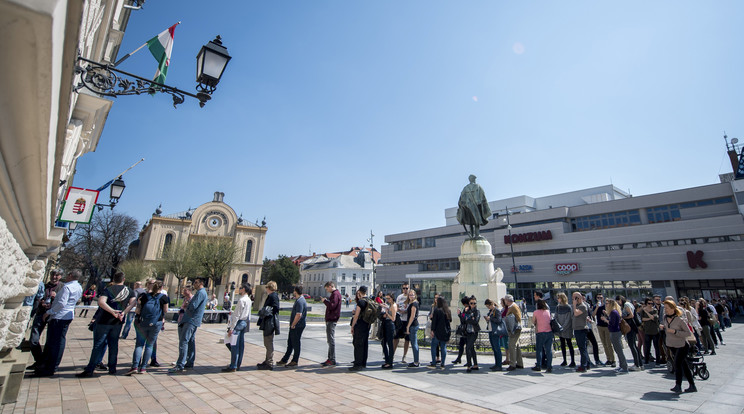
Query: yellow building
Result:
<box><xmin>132</xmin><ymin>192</ymin><xmax>266</xmax><ymax>299</ymax></box>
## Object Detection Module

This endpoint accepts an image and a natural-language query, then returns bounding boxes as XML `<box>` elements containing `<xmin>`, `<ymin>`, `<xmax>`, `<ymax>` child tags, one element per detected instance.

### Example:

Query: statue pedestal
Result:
<box><xmin>451</xmin><ymin>238</ymin><xmax>507</xmax><ymax>330</ymax></box>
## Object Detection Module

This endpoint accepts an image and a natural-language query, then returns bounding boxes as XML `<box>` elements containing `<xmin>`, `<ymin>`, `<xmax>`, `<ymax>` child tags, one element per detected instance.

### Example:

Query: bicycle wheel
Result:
<box><xmin>698</xmin><ymin>366</ymin><xmax>709</xmax><ymax>380</ymax></box>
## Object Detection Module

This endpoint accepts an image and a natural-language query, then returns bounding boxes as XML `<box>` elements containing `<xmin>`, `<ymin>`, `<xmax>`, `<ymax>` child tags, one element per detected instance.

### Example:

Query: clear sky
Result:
<box><xmin>73</xmin><ymin>1</ymin><xmax>744</xmax><ymax>259</ymax></box>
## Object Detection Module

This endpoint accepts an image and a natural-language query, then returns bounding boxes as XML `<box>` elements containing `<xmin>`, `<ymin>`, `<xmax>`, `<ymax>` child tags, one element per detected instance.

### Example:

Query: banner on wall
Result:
<box><xmin>58</xmin><ymin>187</ymin><xmax>99</xmax><ymax>224</ymax></box>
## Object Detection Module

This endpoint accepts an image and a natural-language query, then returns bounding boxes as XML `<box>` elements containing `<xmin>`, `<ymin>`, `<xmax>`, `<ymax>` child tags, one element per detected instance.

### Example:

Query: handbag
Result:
<box><xmin>550</xmin><ymin>318</ymin><xmax>562</xmax><ymax>334</ymax></box>
<box><xmin>494</xmin><ymin>321</ymin><xmax>507</xmax><ymax>337</ymax></box>
<box><xmin>456</xmin><ymin>324</ymin><xmax>466</xmax><ymax>336</ymax></box>
<box><xmin>620</xmin><ymin>318</ymin><xmax>631</xmax><ymax>335</ymax></box>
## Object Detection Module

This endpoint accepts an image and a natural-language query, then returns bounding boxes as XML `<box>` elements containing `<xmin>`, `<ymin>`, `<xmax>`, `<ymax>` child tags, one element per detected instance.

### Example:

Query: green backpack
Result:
<box><xmin>361</xmin><ymin>299</ymin><xmax>380</xmax><ymax>324</ymax></box>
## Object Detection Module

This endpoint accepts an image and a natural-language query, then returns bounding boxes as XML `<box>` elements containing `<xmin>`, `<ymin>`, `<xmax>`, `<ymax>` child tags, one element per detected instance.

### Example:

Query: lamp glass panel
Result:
<box><xmin>203</xmin><ymin>51</ymin><xmax>228</xmax><ymax>80</ymax></box>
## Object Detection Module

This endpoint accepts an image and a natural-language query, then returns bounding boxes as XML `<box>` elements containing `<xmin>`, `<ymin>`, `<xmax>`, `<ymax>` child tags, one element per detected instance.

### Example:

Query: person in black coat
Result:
<box><xmin>452</xmin><ymin>296</ymin><xmax>471</xmax><ymax>364</ymax></box>
<box><xmin>463</xmin><ymin>295</ymin><xmax>481</xmax><ymax>372</ymax></box>
<box><xmin>257</xmin><ymin>281</ymin><xmax>280</xmax><ymax>370</ymax></box>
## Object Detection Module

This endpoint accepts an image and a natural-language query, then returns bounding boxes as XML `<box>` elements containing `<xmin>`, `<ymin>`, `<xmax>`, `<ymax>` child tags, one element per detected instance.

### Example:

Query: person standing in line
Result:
<box><xmin>121</xmin><ymin>281</ymin><xmax>146</xmax><ymax>339</ymax></box>
<box><xmin>697</xmin><ymin>299</ymin><xmax>716</xmax><ymax>355</ymax></box>
<box><xmin>321</xmin><ymin>281</ymin><xmax>342</xmax><ymax>367</ymax></box>
<box><xmin>381</xmin><ymin>293</ymin><xmax>398</xmax><ymax>369</ymax></box>
<box><xmin>500</xmin><ymin>298</ymin><xmax>510</xmax><ymax>366</ymax></box>
<box><xmin>680</xmin><ymin>297</ymin><xmax>703</xmax><ymax>354</ymax></box>
<box><xmin>393</xmin><ymin>283</ymin><xmax>410</xmax><ymax>363</ymax></box>
<box><xmin>223</xmin><ymin>284</ymin><xmax>252</xmax><ymax>372</ymax></box>
<box><xmin>257</xmin><ymin>281</ymin><xmax>280</xmax><ymax>370</ymax></box>
<box><xmin>76</xmin><ymin>271</ymin><xmax>136</xmax><ymax>377</ymax></box>
<box><xmin>462</xmin><ymin>296</ymin><xmax>480</xmax><ymax>372</ymax></box>
<box><xmin>169</xmin><ymin>278</ymin><xmax>207</xmax><ymax>373</ymax></box>
<box><xmin>32</xmin><ymin>270</ymin><xmax>84</xmax><ymax>377</ymax></box>
<box><xmin>532</xmin><ymin>299</ymin><xmax>553</xmax><ymax>373</ymax></box>
<box><xmin>617</xmin><ymin>295</ymin><xmax>642</xmax><ymax>371</ymax></box>
<box><xmin>593</xmin><ymin>293</ymin><xmax>616</xmax><ymax>367</ymax></box>
<box><xmin>661</xmin><ymin>300</ymin><xmax>696</xmax><ymax>393</ymax></box>
<box><xmin>428</xmin><ymin>293</ymin><xmax>441</xmax><ymax>365</ymax></box>
<box><xmin>404</xmin><ymin>289</ymin><xmax>421</xmax><ymax>368</ymax></box>
<box><xmin>126</xmin><ymin>280</ymin><xmax>168</xmax><ymax>375</ymax></box>
<box><xmin>278</xmin><ymin>286</ymin><xmax>308</xmax><ymax>368</ymax></box>
<box><xmin>221</xmin><ymin>290</ymin><xmax>231</xmax><ymax>324</ymax></box>
<box><xmin>147</xmin><ymin>279</ymin><xmax>167</xmax><ymax>367</ymax></box>
<box><xmin>28</xmin><ymin>269</ymin><xmax>62</xmax><ymax>370</ymax></box>
<box><xmin>710</xmin><ymin>299</ymin><xmax>725</xmax><ymax>345</ymax></box>
<box><xmin>640</xmin><ymin>298</ymin><xmax>662</xmax><ymax>366</ymax></box>
<box><xmin>429</xmin><ymin>296</ymin><xmax>451</xmax><ymax>369</ymax></box>
<box><xmin>79</xmin><ymin>284</ymin><xmax>96</xmax><ymax>317</ymax></box>
<box><xmin>572</xmin><ymin>292</ymin><xmax>590</xmax><ymax>373</ymax></box>
<box><xmin>484</xmin><ymin>298</ymin><xmax>503</xmax><ymax>371</ymax></box>
<box><xmin>504</xmin><ymin>294</ymin><xmax>524</xmax><ymax>371</ymax></box>
<box><xmin>452</xmin><ymin>296</ymin><xmax>471</xmax><ymax>365</ymax></box>
<box><xmin>554</xmin><ymin>293</ymin><xmax>575</xmax><ymax>367</ymax></box>
<box><xmin>602</xmin><ymin>299</ymin><xmax>628</xmax><ymax>373</ymax></box>
<box><xmin>349</xmin><ymin>286</ymin><xmax>371</xmax><ymax>371</ymax></box>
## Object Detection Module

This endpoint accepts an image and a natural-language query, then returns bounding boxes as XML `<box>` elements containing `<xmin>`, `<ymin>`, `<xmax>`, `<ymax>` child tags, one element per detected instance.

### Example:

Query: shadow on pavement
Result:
<box><xmin>640</xmin><ymin>391</ymin><xmax>682</xmax><ymax>401</ymax></box>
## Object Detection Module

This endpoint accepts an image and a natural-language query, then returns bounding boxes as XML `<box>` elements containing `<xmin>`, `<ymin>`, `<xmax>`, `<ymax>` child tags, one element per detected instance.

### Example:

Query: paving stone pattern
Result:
<box><xmin>5</xmin><ymin>307</ymin><xmax>743</xmax><ymax>414</ymax></box>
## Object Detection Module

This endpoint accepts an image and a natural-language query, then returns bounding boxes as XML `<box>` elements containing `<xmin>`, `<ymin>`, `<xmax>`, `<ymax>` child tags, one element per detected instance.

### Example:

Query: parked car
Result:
<box><xmin>302</xmin><ymin>294</ymin><xmax>312</xmax><ymax>300</ymax></box>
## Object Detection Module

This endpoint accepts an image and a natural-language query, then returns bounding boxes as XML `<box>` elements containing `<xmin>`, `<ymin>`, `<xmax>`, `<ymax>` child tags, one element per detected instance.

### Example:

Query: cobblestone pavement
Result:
<box><xmin>6</xmin><ymin>315</ymin><xmax>743</xmax><ymax>414</ymax></box>
<box><xmin>4</xmin><ymin>318</ymin><xmax>493</xmax><ymax>414</ymax></box>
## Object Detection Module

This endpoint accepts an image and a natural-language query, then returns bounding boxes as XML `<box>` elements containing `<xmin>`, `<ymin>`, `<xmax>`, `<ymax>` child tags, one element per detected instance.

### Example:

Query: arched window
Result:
<box><xmin>162</xmin><ymin>233</ymin><xmax>173</xmax><ymax>257</ymax></box>
<box><xmin>241</xmin><ymin>273</ymin><xmax>248</xmax><ymax>284</ymax></box>
<box><xmin>245</xmin><ymin>240</ymin><xmax>253</xmax><ymax>262</ymax></box>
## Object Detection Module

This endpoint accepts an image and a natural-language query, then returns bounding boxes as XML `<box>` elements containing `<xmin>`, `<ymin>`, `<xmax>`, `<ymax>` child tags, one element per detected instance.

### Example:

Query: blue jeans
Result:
<box><xmin>132</xmin><ymin>322</ymin><xmax>161</xmax><ymax>370</ymax></box>
<box><xmin>176</xmin><ymin>324</ymin><xmax>198</xmax><ymax>369</ymax></box>
<box><xmin>431</xmin><ymin>336</ymin><xmax>447</xmax><ymax>365</ymax></box>
<box><xmin>85</xmin><ymin>323</ymin><xmax>123</xmax><ymax>373</ymax></box>
<box><xmin>120</xmin><ymin>312</ymin><xmax>135</xmax><ymax>338</ymax></box>
<box><xmin>574</xmin><ymin>329</ymin><xmax>589</xmax><ymax>369</ymax></box>
<box><xmin>408</xmin><ymin>325</ymin><xmax>419</xmax><ymax>363</ymax></box>
<box><xmin>535</xmin><ymin>332</ymin><xmax>553</xmax><ymax>368</ymax></box>
<box><xmin>227</xmin><ymin>320</ymin><xmax>247</xmax><ymax>369</ymax></box>
<box><xmin>281</xmin><ymin>324</ymin><xmax>305</xmax><ymax>363</ymax></box>
<box><xmin>488</xmin><ymin>332</ymin><xmax>503</xmax><ymax>369</ymax></box>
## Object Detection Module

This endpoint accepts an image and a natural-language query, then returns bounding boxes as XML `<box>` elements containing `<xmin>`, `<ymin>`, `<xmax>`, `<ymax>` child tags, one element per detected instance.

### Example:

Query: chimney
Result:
<box><xmin>213</xmin><ymin>191</ymin><xmax>225</xmax><ymax>203</ymax></box>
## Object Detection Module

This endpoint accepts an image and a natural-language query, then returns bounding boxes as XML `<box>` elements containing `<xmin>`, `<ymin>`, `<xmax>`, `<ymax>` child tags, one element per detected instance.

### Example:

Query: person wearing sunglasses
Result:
<box><xmin>462</xmin><ymin>295</ymin><xmax>481</xmax><ymax>372</ymax></box>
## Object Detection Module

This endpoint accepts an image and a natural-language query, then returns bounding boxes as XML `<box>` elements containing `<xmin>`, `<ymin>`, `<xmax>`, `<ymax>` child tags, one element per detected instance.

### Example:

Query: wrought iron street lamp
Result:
<box><xmin>97</xmin><ymin>177</ymin><xmax>126</xmax><ymax>211</ymax></box>
<box><xmin>75</xmin><ymin>36</ymin><xmax>231</xmax><ymax>108</ymax></box>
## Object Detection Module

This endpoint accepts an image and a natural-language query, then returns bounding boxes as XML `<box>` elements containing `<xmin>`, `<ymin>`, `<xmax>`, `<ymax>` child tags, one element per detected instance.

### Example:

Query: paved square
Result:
<box><xmin>6</xmin><ymin>315</ymin><xmax>742</xmax><ymax>413</ymax></box>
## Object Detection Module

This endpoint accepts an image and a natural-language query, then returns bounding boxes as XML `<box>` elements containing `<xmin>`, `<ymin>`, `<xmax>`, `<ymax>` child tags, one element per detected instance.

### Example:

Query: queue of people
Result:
<box><xmin>27</xmin><ymin>269</ymin><xmax>724</xmax><ymax>398</ymax></box>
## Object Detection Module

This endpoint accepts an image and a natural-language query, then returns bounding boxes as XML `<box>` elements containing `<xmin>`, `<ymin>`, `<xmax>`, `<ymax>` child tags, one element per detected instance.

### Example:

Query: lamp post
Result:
<box><xmin>75</xmin><ymin>36</ymin><xmax>231</xmax><ymax>108</ymax></box>
<box><xmin>501</xmin><ymin>206</ymin><xmax>518</xmax><ymax>296</ymax></box>
<box><xmin>97</xmin><ymin>177</ymin><xmax>126</xmax><ymax>210</ymax></box>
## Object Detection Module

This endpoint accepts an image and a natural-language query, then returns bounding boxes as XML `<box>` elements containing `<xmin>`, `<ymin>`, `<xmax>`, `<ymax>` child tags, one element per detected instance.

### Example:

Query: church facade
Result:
<box><xmin>132</xmin><ymin>192</ymin><xmax>266</xmax><ymax>299</ymax></box>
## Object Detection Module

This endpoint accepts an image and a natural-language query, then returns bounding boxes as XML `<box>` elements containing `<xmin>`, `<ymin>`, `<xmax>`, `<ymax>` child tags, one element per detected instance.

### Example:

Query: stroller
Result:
<box><xmin>666</xmin><ymin>345</ymin><xmax>709</xmax><ymax>380</ymax></box>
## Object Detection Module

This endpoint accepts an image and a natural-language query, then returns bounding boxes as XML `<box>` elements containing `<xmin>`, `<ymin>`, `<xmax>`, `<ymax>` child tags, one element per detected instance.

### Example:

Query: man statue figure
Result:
<box><xmin>457</xmin><ymin>174</ymin><xmax>492</xmax><ymax>239</ymax></box>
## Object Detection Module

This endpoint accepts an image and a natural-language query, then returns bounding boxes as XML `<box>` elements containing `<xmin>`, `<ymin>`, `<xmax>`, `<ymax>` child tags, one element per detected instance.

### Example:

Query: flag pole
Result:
<box><xmin>96</xmin><ymin>158</ymin><xmax>145</xmax><ymax>191</ymax></box>
<box><xmin>112</xmin><ymin>22</ymin><xmax>181</xmax><ymax>67</ymax></box>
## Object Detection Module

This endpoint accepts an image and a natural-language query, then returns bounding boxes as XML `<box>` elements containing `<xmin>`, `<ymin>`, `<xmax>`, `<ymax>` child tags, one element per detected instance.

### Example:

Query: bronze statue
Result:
<box><xmin>457</xmin><ymin>175</ymin><xmax>492</xmax><ymax>239</ymax></box>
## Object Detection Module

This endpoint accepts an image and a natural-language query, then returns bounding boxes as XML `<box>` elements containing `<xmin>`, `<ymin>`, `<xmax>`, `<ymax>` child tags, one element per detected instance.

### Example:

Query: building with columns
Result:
<box><xmin>132</xmin><ymin>192</ymin><xmax>267</xmax><ymax>300</ymax></box>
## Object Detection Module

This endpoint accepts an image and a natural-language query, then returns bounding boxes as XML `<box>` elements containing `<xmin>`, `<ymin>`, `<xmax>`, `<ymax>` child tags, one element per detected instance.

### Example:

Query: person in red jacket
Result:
<box><xmin>321</xmin><ymin>281</ymin><xmax>342</xmax><ymax>367</ymax></box>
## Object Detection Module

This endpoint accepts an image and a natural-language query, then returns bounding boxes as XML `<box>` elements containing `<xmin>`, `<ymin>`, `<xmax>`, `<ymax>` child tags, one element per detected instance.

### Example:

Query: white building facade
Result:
<box><xmin>300</xmin><ymin>250</ymin><xmax>375</xmax><ymax>299</ymax></box>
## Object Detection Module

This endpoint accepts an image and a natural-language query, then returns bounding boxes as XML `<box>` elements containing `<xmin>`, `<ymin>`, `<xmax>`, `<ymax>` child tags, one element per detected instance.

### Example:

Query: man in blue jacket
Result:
<box><xmin>170</xmin><ymin>278</ymin><xmax>207</xmax><ymax>373</ymax></box>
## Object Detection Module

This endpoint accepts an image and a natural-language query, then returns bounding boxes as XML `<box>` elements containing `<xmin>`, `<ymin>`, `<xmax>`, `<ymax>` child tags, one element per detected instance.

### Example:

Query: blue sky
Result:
<box><xmin>74</xmin><ymin>1</ymin><xmax>744</xmax><ymax>258</ymax></box>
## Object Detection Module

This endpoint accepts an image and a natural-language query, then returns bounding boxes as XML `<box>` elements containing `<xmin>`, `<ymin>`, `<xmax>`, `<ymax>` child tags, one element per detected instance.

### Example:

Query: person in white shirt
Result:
<box><xmin>223</xmin><ymin>284</ymin><xmax>253</xmax><ymax>372</ymax></box>
<box><xmin>33</xmin><ymin>269</ymin><xmax>84</xmax><ymax>377</ymax></box>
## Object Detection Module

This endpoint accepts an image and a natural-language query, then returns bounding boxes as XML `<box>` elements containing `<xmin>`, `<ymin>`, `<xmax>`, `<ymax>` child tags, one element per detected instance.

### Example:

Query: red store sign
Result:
<box><xmin>504</xmin><ymin>230</ymin><xmax>553</xmax><ymax>244</ymax></box>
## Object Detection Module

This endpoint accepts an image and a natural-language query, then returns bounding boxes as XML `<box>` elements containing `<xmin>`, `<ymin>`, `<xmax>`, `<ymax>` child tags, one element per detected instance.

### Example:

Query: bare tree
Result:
<box><xmin>61</xmin><ymin>210</ymin><xmax>138</xmax><ymax>286</ymax></box>
<box><xmin>156</xmin><ymin>241</ymin><xmax>198</xmax><ymax>299</ymax></box>
<box><xmin>190</xmin><ymin>238</ymin><xmax>239</xmax><ymax>294</ymax></box>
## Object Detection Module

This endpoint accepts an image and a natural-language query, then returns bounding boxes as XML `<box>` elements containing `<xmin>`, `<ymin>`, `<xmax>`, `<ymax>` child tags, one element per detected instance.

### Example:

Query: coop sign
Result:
<box><xmin>555</xmin><ymin>263</ymin><xmax>580</xmax><ymax>275</ymax></box>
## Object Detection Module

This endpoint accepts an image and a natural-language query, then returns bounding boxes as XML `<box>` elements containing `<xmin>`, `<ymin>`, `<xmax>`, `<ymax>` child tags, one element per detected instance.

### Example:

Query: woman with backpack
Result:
<box><xmin>404</xmin><ymin>289</ymin><xmax>420</xmax><ymax>367</ymax></box>
<box><xmin>429</xmin><ymin>296</ymin><xmax>451</xmax><ymax>368</ymax></box>
<box><xmin>126</xmin><ymin>280</ymin><xmax>168</xmax><ymax>375</ymax></box>
<box><xmin>463</xmin><ymin>295</ymin><xmax>480</xmax><ymax>372</ymax></box>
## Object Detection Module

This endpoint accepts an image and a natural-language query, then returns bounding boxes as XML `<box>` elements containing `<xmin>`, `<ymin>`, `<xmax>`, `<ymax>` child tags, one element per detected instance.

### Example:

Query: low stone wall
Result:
<box><xmin>0</xmin><ymin>215</ymin><xmax>45</xmax><ymax>403</ymax></box>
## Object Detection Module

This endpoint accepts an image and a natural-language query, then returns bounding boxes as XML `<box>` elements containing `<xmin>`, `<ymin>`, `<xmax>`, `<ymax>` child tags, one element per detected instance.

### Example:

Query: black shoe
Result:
<box><xmin>471</xmin><ymin>365</ymin><xmax>479</xmax><ymax>371</ymax></box>
<box><xmin>546</xmin><ymin>367</ymin><xmax>552</xmax><ymax>373</ymax></box>
<box><xmin>610</xmin><ymin>361</ymin><xmax>617</xmax><ymax>368</ymax></box>
<box><xmin>670</xmin><ymin>385</ymin><xmax>682</xmax><ymax>393</ymax></box>
<box><xmin>348</xmin><ymin>366</ymin><xmax>363</xmax><ymax>372</ymax></box>
<box><xmin>427</xmin><ymin>362</ymin><xmax>438</xmax><ymax>367</ymax></box>
<box><xmin>452</xmin><ymin>359</ymin><xmax>461</xmax><ymax>364</ymax></box>
<box><xmin>569</xmin><ymin>362</ymin><xmax>576</xmax><ymax>367</ymax></box>
<box><xmin>407</xmin><ymin>362</ymin><xmax>420</xmax><ymax>368</ymax></box>
<box><xmin>30</xmin><ymin>370</ymin><xmax>54</xmax><ymax>378</ymax></box>
<box><xmin>531</xmin><ymin>366</ymin><xmax>542</xmax><ymax>371</ymax></box>
<box><xmin>560</xmin><ymin>361</ymin><xmax>567</xmax><ymax>366</ymax></box>
<box><xmin>150</xmin><ymin>361</ymin><xmax>161</xmax><ymax>368</ymax></box>
<box><xmin>108</xmin><ymin>370</ymin><xmax>117</xmax><ymax>376</ymax></box>
<box><xmin>516</xmin><ymin>365</ymin><xmax>524</xmax><ymax>369</ymax></box>
<box><xmin>490</xmin><ymin>365</ymin><xmax>503</xmax><ymax>371</ymax></box>
<box><xmin>95</xmin><ymin>363</ymin><xmax>108</xmax><ymax>372</ymax></box>
<box><xmin>506</xmin><ymin>366</ymin><xmax>517</xmax><ymax>371</ymax></box>
<box><xmin>26</xmin><ymin>363</ymin><xmax>39</xmax><ymax>371</ymax></box>
<box><xmin>684</xmin><ymin>385</ymin><xmax>697</xmax><ymax>393</ymax></box>
<box><xmin>75</xmin><ymin>370</ymin><xmax>94</xmax><ymax>378</ymax></box>
<box><xmin>381</xmin><ymin>364</ymin><xmax>393</xmax><ymax>369</ymax></box>
<box><xmin>221</xmin><ymin>368</ymin><xmax>236</xmax><ymax>373</ymax></box>
<box><xmin>256</xmin><ymin>363</ymin><xmax>273</xmax><ymax>371</ymax></box>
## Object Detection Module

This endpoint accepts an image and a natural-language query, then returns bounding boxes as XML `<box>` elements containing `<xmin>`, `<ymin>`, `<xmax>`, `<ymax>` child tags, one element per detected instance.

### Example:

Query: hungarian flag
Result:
<box><xmin>147</xmin><ymin>23</ymin><xmax>179</xmax><ymax>85</ymax></box>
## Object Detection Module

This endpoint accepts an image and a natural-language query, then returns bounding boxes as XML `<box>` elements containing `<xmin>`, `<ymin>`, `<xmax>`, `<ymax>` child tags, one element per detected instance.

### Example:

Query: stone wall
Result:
<box><xmin>0</xmin><ymin>215</ymin><xmax>44</xmax><ymax>351</ymax></box>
